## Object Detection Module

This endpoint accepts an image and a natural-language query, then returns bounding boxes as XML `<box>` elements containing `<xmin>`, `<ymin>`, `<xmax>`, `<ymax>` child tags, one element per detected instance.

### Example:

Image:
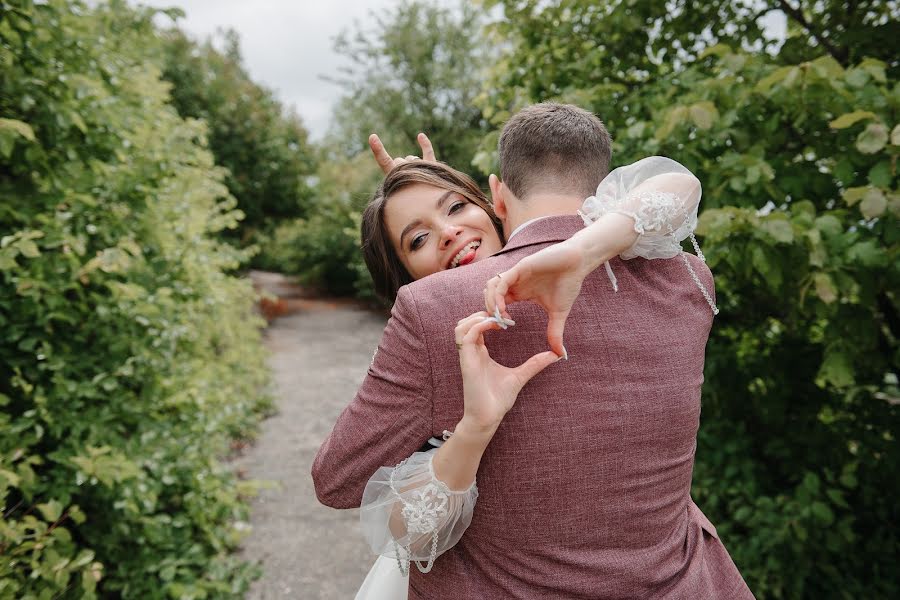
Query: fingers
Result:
<box><xmin>462</xmin><ymin>318</ymin><xmax>501</xmax><ymax>346</ymax></box>
<box><xmin>368</xmin><ymin>134</ymin><xmax>394</xmax><ymax>174</ymax></box>
<box><xmin>484</xmin><ymin>270</ymin><xmax>514</xmax><ymax>320</ymax></box>
<box><xmin>494</xmin><ymin>271</ymin><xmax>511</xmax><ymax>319</ymax></box>
<box><xmin>546</xmin><ymin>311</ymin><xmax>570</xmax><ymax>359</ymax></box>
<box><xmin>455</xmin><ymin>311</ymin><xmax>490</xmax><ymax>345</ymax></box>
<box><xmin>514</xmin><ymin>351</ymin><xmax>562</xmax><ymax>384</ymax></box>
<box><xmin>417</xmin><ymin>133</ymin><xmax>436</xmax><ymax>161</ymax></box>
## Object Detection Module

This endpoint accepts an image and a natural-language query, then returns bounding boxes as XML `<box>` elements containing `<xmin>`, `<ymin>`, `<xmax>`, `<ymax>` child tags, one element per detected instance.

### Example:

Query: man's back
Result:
<box><xmin>400</xmin><ymin>216</ymin><xmax>747</xmax><ymax>599</ymax></box>
<box><xmin>312</xmin><ymin>215</ymin><xmax>752</xmax><ymax>599</ymax></box>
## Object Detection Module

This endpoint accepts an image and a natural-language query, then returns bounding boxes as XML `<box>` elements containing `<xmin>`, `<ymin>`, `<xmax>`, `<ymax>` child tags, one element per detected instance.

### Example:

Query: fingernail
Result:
<box><xmin>563</xmin><ymin>346</ymin><xmax>569</xmax><ymax>361</ymax></box>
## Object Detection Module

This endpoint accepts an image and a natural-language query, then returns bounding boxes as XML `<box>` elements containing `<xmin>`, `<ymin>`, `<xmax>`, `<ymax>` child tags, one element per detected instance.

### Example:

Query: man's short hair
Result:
<box><xmin>498</xmin><ymin>102</ymin><xmax>612</xmax><ymax>201</ymax></box>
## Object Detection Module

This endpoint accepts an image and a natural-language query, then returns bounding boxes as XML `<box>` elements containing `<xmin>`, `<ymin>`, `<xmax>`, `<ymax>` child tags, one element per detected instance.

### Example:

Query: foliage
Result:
<box><xmin>326</xmin><ymin>0</ymin><xmax>488</xmax><ymax>176</ymax></box>
<box><xmin>256</xmin><ymin>151</ymin><xmax>383</xmax><ymax>299</ymax></box>
<box><xmin>478</xmin><ymin>1</ymin><xmax>899</xmax><ymax>597</ymax></box>
<box><xmin>160</xmin><ymin>27</ymin><xmax>316</xmax><ymax>245</ymax></box>
<box><xmin>0</xmin><ymin>1</ymin><xmax>270</xmax><ymax>597</ymax></box>
<box><xmin>268</xmin><ymin>0</ymin><xmax>493</xmax><ymax>296</ymax></box>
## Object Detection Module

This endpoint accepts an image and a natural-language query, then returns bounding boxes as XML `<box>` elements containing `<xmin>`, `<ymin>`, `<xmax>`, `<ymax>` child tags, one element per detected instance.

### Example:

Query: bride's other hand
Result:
<box><xmin>484</xmin><ymin>213</ymin><xmax>638</xmax><ymax>358</ymax></box>
<box><xmin>455</xmin><ymin>311</ymin><xmax>559</xmax><ymax>432</ymax></box>
<box><xmin>368</xmin><ymin>132</ymin><xmax>436</xmax><ymax>174</ymax></box>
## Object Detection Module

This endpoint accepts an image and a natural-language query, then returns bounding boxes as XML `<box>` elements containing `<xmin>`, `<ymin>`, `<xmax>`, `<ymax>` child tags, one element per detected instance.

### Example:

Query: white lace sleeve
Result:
<box><xmin>359</xmin><ymin>448</ymin><xmax>478</xmax><ymax>575</ymax></box>
<box><xmin>579</xmin><ymin>156</ymin><xmax>718</xmax><ymax>314</ymax></box>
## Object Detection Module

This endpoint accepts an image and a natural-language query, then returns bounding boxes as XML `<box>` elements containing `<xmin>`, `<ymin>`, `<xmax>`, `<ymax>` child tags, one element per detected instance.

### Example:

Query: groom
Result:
<box><xmin>313</xmin><ymin>103</ymin><xmax>752</xmax><ymax>598</ymax></box>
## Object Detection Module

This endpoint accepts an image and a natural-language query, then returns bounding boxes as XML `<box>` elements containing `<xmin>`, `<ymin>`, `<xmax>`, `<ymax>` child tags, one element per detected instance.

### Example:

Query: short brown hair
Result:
<box><xmin>499</xmin><ymin>102</ymin><xmax>612</xmax><ymax>200</ymax></box>
<box><xmin>361</xmin><ymin>161</ymin><xmax>503</xmax><ymax>302</ymax></box>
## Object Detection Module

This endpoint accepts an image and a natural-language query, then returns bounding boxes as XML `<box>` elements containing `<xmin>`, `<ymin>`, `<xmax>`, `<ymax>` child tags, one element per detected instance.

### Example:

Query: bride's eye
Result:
<box><xmin>410</xmin><ymin>233</ymin><xmax>426</xmax><ymax>251</ymax></box>
<box><xmin>449</xmin><ymin>201</ymin><xmax>466</xmax><ymax>214</ymax></box>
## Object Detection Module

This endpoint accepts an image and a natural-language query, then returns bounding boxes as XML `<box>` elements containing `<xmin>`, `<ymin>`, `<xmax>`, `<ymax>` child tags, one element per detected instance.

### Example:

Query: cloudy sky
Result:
<box><xmin>138</xmin><ymin>0</ymin><xmax>401</xmax><ymax>140</ymax></box>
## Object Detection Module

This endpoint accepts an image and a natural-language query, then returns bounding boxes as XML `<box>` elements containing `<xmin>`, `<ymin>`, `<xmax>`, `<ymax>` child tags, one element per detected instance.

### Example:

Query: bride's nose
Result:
<box><xmin>439</xmin><ymin>224</ymin><xmax>463</xmax><ymax>248</ymax></box>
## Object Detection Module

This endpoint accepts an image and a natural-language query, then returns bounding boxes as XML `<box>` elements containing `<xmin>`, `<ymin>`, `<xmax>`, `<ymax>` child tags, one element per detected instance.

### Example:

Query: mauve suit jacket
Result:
<box><xmin>312</xmin><ymin>215</ymin><xmax>754</xmax><ymax>599</ymax></box>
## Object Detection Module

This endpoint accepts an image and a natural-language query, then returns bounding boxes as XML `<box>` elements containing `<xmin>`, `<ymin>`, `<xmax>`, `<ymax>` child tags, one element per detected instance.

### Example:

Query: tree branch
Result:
<box><xmin>776</xmin><ymin>0</ymin><xmax>848</xmax><ymax>65</ymax></box>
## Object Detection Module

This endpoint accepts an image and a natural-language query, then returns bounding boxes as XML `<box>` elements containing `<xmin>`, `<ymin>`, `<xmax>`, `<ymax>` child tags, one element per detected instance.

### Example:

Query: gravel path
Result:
<box><xmin>234</xmin><ymin>275</ymin><xmax>389</xmax><ymax>599</ymax></box>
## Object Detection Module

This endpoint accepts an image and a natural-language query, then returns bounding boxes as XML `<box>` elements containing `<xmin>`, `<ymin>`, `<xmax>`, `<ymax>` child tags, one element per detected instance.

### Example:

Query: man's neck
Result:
<box><xmin>505</xmin><ymin>194</ymin><xmax>585</xmax><ymax>238</ymax></box>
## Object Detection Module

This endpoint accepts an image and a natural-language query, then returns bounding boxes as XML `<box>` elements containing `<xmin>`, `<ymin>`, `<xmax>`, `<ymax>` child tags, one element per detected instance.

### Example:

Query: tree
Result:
<box><xmin>326</xmin><ymin>0</ymin><xmax>488</xmax><ymax>175</ymax></box>
<box><xmin>160</xmin><ymin>28</ymin><xmax>316</xmax><ymax>244</ymax></box>
<box><xmin>478</xmin><ymin>1</ymin><xmax>898</xmax><ymax>597</ymax></box>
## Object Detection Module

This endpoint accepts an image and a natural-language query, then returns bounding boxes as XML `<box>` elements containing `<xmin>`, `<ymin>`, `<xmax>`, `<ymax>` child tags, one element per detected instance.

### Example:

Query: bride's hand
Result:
<box><xmin>483</xmin><ymin>239</ymin><xmax>589</xmax><ymax>360</ymax></box>
<box><xmin>455</xmin><ymin>311</ymin><xmax>560</xmax><ymax>431</ymax></box>
<box><xmin>484</xmin><ymin>213</ymin><xmax>638</xmax><ymax>358</ymax></box>
<box><xmin>369</xmin><ymin>132</ymin><xmax>435</xmax><ymax>174</ymax></box>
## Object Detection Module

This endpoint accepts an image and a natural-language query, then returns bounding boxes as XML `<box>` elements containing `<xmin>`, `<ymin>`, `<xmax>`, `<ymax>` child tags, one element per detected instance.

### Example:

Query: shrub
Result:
<box><xmin>1</xmin><ymin>2</ymin><xmax>270</xmax><ymax>597</ymax></box>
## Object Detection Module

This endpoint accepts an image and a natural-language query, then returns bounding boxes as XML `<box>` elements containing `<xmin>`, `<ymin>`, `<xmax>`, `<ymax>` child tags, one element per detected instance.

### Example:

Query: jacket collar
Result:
<box><xmin>494</xmin><ymin>214</ymin><xmax>586</xmax><ymax>257</ymax></box>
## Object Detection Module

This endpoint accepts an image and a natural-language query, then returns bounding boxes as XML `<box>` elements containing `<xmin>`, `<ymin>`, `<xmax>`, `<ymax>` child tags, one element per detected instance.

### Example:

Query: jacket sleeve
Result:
<box><xmin>311</xmin><ymin>286</ymin><xmax>433</xmax><ymax>509</ymax></box>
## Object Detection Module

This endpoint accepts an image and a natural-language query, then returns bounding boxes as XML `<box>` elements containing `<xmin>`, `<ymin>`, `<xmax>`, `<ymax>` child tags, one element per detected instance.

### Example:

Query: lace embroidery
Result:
<box><xmin>580</xmin><ymin>190</ymin><xmax>719</xmax><ymax>315</ymax></box>
<box><xmin>630</xmin><ymin>191</ymin><xmax>682</xmax><ymax>234</ymax></box>
<box><xmin>401</xmin><ymin>482</ymin><xmax>450</xmax><ymax>534</ymax></box>
<box><xmin>388</xmin><ymin>455</ymin><xmax>450</xmax><ymax>575</ymax></box>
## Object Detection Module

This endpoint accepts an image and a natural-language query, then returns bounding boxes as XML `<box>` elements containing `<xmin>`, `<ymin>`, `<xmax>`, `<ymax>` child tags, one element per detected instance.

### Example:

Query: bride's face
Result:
<box><xmin>384</xmin><ymin>183</ymin><xmax>503</xmax><ymax>280</ymax></box>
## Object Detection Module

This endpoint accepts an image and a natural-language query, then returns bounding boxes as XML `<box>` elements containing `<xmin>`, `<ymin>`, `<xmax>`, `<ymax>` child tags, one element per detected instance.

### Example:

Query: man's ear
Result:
<box><xmin>489</xmin><ymin>174</ymin><xmax>507</xmax><ymax>220</ymax></box>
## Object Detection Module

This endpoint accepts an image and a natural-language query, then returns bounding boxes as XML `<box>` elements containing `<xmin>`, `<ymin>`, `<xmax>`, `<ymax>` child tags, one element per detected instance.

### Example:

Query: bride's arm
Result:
<box><xmin>359</xmin><ymin>314</ymin><xmax>558</xmax><ymax>574</ymax></box>
<box><xmin>484</xmin><ymin>158</ymin><xmax>711</xmax><ymax>357</ymax></box>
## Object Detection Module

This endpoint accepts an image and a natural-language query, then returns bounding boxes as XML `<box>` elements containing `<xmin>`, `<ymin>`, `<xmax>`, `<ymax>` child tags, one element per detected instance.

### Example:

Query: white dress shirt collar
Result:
<box><xmin>506</xmin><ymin>216</ymin><xmax>554</xmax><ymax>242</ymax></box>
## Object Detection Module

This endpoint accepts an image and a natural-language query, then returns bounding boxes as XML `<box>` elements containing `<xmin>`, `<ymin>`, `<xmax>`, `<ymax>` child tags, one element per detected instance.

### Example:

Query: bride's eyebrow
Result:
<box><xmin>399</xmin><ymin>190</ymin><xmax>456</xmax><ymax>247</ymax></box>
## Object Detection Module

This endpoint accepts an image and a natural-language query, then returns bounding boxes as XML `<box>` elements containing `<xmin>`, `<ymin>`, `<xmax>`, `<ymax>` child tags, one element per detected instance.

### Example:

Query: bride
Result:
<box><xmin>351</xmin><ymin>134</ymin><xmax>715</xmax><ymax>599</ymax></box>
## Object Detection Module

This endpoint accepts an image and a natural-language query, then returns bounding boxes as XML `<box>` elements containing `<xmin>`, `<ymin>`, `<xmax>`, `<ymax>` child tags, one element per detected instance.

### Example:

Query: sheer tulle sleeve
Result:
<box><xmin>359</xmin><ymin>447</ymin><xmax>478</xmax><ymax>575</ymax></box>
<box><xmin>579</xmin><ymin>156</ymin><xmax>701</xmax><ymax>259</ymax></box>
<box><xmin>578</xmin><ymin>156</ymin><xmax>718</xmax><ymax>314</ymax></box>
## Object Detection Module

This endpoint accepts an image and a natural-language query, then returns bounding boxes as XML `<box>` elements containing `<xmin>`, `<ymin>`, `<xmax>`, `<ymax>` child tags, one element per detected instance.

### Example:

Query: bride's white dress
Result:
<box><xmin>354</xmin><ymin>157</ymin><xmax>717</xmax><ymax>599</ymax></box>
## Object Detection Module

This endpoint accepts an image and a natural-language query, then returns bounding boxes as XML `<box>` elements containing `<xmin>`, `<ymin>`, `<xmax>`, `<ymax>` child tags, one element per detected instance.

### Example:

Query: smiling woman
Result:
<box><xmin>361</xmin><ymin>162</ymin><xmax>504</xmax><ymax>301</ymax></box>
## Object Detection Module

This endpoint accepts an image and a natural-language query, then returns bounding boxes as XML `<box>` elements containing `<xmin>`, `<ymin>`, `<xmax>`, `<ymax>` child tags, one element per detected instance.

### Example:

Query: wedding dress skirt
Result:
<box><xmin>355</xmin><ymin>555</ymin><xmax>408</xmax><ymax>600</ymax></box>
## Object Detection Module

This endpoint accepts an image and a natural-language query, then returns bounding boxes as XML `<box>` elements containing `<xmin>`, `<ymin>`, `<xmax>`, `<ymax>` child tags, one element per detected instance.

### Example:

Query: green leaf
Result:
<box><xmin>0</xmin><ymin>118</ymin><xmax>36</xmax><ymax>141</ymax></box>
<box><xmin>755</xmin><ymin>66</ymin><xmax>797</xmax><ymax>93</ymax></box>
<box><xmin>36</xmin><ymin>500</ymin><xmax>63</xmax><ymax>522</ymax></box>
<box><xmin>856</xmin><ymin>122</ymin><xmax>888</xmax><ymax>154</ymax></box>
<box><xmin>839</xmin><ymin>466</ymin><xmax>858</xmax><ymax>489</ymax></box>
<box><xmin>842</xmin><ymin>186</ymin><xmax>868</xmax><ymax>206</ymax></box>
<box><xmin>845</xmin><ymin>67</ymin><xmax>869</xmax><ymax>88</ymax></box>
<box><xmin>847</xmin><ymin>240</ymin><xmax>887</xmax><ymax>268</ymax></box>
<box><xmin>689</xmin><ymin>102</ymin><xmax>718</xmax><ymax>130</ymax></box>
<box><xmin>826</xmin><ymin>489</ymin><xmax>850</xmax><ymax>509</ymax></box>
<box><xmin>817</xmin><ymin>347</ymin><xmax>854</xmax><ymax>387</ymax></box>
<box><xmin>891</xmin><ymin>124</ymin><xmax>900</xmax><ymax>146</ymax></box>
<box><xmin>815</xmin><ymin>215</ymin><xmax>842</xmax><ymax>236</ymax></box>
<box><xmin>811</xmin><ymin>501</ymin><xmax>835</xmax><ymax>525</ymax></box>
<box><xmin>859</xmin><ymin>58</ymin><xmax>887</xmax><ymax>83</ymax></box>
<box><xmin>813</xmin><ymin>272</ymin><xmax>837</xmax><ymax>304</ymax></box>
<box><xmin>0</xmin><ymin>132</ymin><xmax>14</xmax><ymax>158</ymax></box>
<box><xmin>18</xmin><ymin>240</ymin><xmax>40</xmax><ymax>258</ymax></box>
<box><xmin>761</xmin><ymin>218</ymin><xmax>794</xmax><ymax>243</ymax></box>
<box><xmin>828</xmin><ymin>111</ymin><xmax>876</xmax><ymax>129</ymax></box>
<box><xmin>655</xmin><ymin>106</ymin><xmax>688</xmax><ymax>140</ymax></box>
<box><xmin>859</xmin><ymin>188</ymin><xmax>887</xmax><ymax>219</ymax></box>
<box><xmin>868</xmin><ymin>161</ymin><xmax>892</xmax><ymax>188</ymax></box>
<box><xmin>810</xmin><ymin>56</ymin><xmax>845</xmax><ymax>79</ymax></box>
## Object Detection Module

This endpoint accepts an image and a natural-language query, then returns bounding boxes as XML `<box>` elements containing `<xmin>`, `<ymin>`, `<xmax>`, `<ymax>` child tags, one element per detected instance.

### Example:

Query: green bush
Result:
<box><xmin>160</xmin><ymin>28</ymin><xmax>317</xmax><ymax>247</ymax></box>
<box><xmin>255</xmin><ymin>151</ymin><xmax>384</xmax><ymax>300</ymax></box>
<box><xmin>1</xmin><ymin>2</ymin><xmax>270</xmax><ymax>597</ymax></box>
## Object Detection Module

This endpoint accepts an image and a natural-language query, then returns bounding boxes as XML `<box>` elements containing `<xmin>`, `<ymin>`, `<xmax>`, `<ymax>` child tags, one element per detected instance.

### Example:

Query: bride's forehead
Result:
<box><xmin>389</xmin><ymin>182</ymin><xmax>450</xmax><ymax>206</ymax></box>
<box><xmin>385</xmin><ymin>185</ymin><xmax>456</xmax><ymax>222</ymax></box>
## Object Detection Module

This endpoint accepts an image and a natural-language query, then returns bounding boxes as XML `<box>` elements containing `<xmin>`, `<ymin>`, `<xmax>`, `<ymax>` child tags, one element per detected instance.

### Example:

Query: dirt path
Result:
<box><xmin>234</xmin><ymin>272</ymin><xmax>388</xmax><ymax>599</ymax></box>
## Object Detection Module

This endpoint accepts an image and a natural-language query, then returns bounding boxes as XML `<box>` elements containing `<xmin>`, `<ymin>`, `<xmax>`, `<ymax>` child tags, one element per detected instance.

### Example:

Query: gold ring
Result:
<box><xmin>455</xmin><ymin>342</ymin><xmax>463</xmax><ymax>350</ymax></box>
